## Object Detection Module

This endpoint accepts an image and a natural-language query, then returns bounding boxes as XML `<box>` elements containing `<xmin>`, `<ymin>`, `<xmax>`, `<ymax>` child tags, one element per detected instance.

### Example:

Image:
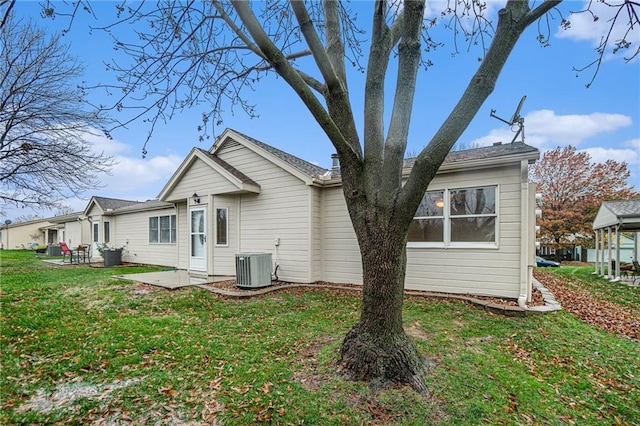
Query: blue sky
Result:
<box><xmin>4</xmin><ymin>1</ymin><xmax>639</xmax><ymax>220</ymax></box>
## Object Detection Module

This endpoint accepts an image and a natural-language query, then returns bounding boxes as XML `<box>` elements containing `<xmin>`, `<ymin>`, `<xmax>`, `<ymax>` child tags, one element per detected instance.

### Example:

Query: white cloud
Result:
<box><xmin>84</xmin><ymin>130</ymin><xmax>132</xmax><ymax>156</ymax></box>
<box><xmin>557</xmin><ymin>1</ymin><xmax>640</xmax><ymax>60</ymax></box>
<box><xmin>580</xmin><ymin>146</ymin><xmax>639</xmax><ymax>165</ymax></box>
<box><xmin>469</xmin><ymin>109</ymin><xmax>632</xmax><ymax>149</ymax></box>
<box><xmin>101</xmin><ymin>154</ymin><xmax>183</xmax><ymax>195</ymax></box>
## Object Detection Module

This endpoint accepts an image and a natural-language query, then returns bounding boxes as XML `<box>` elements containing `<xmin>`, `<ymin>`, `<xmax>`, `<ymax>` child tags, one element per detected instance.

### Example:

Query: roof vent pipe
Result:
<box><xmin>331</xmin><ymin>153</ymin><xmax>339</xmax><ymax>170</ymax></box>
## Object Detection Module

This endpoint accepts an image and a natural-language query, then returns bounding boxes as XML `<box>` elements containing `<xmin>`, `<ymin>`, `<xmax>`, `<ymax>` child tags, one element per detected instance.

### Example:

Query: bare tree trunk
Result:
<box><xmin>339</xmin><ymin>210</ymin><xmax>428</xmax><ymax>395</ymax></box>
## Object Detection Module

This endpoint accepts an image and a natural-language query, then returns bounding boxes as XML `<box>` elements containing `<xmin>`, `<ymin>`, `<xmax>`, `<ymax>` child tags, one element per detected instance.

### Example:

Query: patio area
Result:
<box><xmin>112</xmin><ymin>270</ymin><xmax>234</xmax><ymax>290</ymax></box>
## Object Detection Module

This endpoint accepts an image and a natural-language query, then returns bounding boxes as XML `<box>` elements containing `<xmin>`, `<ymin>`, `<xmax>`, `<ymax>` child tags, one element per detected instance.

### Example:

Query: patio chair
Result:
<box><xmin>59</xmin><ymin>241</ymin><xmax>77</xmax><ymax>264</ymax></box>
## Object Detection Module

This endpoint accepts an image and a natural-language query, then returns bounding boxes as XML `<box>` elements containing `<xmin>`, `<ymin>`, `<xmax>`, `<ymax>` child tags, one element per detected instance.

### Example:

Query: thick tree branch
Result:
<box><xmin>291</xmin><ymin>1</ymin><xmax>342</xmax><ymax>91</ymax></box>
<box><xmin>381</xmin><ymin>0</ymin><xmax>426</xmax><ymax>204</ymax></box>
<box><xmin>400</xmin><ymin>0</ymin><xmax>561</xmax><ymax>217</ymax></box>
<box><xmin>231</xmin><ymin>0</ymin><xmax>359</xmax><ymax>161</ymax></box>
<box><xmin>363</xmin><ymin>0</ymin><xmax>393</xmax><ymax>187</ymax></box>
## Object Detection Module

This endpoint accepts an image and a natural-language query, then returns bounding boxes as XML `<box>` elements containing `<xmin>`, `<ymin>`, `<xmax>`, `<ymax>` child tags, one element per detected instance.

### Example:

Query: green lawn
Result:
<box><xmin>1</xmin><ymin>251</ymin><xmax>638</xmax><ymax>424</ymax></box>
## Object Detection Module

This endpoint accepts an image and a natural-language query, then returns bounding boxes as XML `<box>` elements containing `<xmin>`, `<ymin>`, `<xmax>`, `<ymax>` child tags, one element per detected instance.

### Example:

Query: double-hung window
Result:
<box><xmin>408</xmin><ymin>186</ymin><xmax>497</xmax><ymax>248</ymax></box>
<box><xmin>149</xmin><ymin>214</ymin><xmax>176</xmax><ymax>244</ymax></box>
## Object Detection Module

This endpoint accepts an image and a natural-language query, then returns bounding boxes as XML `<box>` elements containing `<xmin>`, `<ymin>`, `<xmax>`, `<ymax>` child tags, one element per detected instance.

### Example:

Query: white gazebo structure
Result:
<box><xmin>592</xmin><ymin>199</ymin><xmax>640</xmax><ymax>281</ymax></box>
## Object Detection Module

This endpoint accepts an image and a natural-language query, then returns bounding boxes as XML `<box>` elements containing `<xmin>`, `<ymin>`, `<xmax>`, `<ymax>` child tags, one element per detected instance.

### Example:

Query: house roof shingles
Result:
<box><xmin>92</xmin><ymin>196</ymin><xmax>141</xmax><ymax>211</ymax></box>
<box><xmin>229</xmin><ymin>129</ymin><xmax>538</xmax><ymax>181</ymax></box>
<box><xmin>231</xmin><ymin>130</ymin><xmax>329</xmax><ymax>178</ymax></box>
<box><xmin>602</xmin><ymin>199</ymin><xmax>640</xmax><ymax>218</ymax></box>
<box><xmin>593</xmin><ymin>198</ymin><xmax>640</xmax><ymax>231</ymax></box>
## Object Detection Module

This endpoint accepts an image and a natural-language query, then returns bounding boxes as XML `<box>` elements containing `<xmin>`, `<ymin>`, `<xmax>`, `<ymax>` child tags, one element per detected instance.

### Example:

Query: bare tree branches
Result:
<box><xmin>0</xmin><ymin>0</ymin><xmax>15</xmax><ymax>28</ymax></box>
<box><xmin>566</xmin><ymin>0</ymin><xmax>640</xmax><ymax>87</ymax></box>
<box><xmin>0</xmin><ymin>16</ymin><xmax>113</xmax><ymax>209</ymax></box>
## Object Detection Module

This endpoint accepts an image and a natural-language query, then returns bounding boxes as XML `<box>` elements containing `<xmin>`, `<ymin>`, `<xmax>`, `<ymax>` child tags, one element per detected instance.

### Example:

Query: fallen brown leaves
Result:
<box><xmin>534</xmin><ymin>270</ymin><xmax>639</xmax><ymax>341</ymax></box>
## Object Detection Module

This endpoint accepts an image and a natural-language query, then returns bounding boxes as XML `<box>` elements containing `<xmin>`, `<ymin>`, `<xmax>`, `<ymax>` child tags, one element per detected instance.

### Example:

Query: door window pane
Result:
<box><xmin>191</xmin><ymin>210</ymin><xmax>205</xmax><ymax>257</ymax></box>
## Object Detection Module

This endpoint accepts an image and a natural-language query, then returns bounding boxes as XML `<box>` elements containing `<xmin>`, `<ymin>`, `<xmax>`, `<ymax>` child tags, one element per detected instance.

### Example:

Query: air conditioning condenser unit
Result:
<box><xmin>235</xmin><ymin>253</ymin><xmax>272</xmax><ymax>288</ymax></box>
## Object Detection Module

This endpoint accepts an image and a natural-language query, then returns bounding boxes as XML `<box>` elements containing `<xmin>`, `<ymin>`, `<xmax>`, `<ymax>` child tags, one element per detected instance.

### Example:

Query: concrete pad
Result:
<box><xmin>112</xmin><ymin>270</ymin><xmax>234</xmax><ymax>289</ymax></box>
<box><xmin>42</xmin><ymin>259</ymin><xmax>75</xmax><ymax>266</ymax></box>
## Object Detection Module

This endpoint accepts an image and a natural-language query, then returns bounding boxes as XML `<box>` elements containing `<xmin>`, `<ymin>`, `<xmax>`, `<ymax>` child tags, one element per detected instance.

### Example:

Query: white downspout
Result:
<box><xmin>517</xmin><ymin>162</ymin><xmax>534</xmax><ymax>309</ymax></box>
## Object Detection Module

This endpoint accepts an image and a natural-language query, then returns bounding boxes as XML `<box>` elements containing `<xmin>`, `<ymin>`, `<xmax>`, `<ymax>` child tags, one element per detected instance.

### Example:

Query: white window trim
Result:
<box><xmin>215</xmin><ymin>207</ymin><xmax>229</xmax><ymax>247</ymax></box>
<box><xmin>407</xmin><ymin>185</ymin><xmax>499</xmax><ymax>249</ymax></box>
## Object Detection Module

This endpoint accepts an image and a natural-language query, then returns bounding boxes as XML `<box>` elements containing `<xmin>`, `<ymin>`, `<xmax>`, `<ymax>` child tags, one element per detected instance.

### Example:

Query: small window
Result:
<box><xmin>104</xmin><ymin>222</ymin><xmax>110</xmax><ymax>243</ymax></box>
<box><xmin>216</xmin><ymin>208</ymin><xmax>228</xmax><ymax>246</ymax></box>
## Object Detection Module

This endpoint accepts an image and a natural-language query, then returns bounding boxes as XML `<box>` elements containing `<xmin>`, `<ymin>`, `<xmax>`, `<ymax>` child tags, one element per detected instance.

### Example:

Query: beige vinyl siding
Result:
<box><xmin>64</xmin><ymin>221</ymin><xmax>83</xmax><ymax>247</ymax></box>
<box><xmin>212</xmin><ymin>194</ymin><xmax>238</xmax><ymax>275</ymax></box>
<box><xmin>114</xmin><ymin>207</ymin><xmax>178</xmax><ymax>267</ymax></box>
<box><xmin>2</xmin><ymin>220</ymin><xmax>51</xmax><ymax>249</ymax></box>
<box><xmin>167</xmin><ymin>158</ymin><xmax>239</xmax><ymax>201</ymax></box>
<box><xmin>311</xmin><ymin>187</ymin><xmax>323</xmax><ymax>281</ymax></box>
<box><xmin>177</xmin><ymin>202</ymin><xmax>189</xmax><ymax>269</ymax></box>
<box><xmin>322</xmin><ymin>164</ymin><xmax>525</xmax><ymax>298</ymax></box>
<box><xmin>321</xmin><ymin>186</ymin><xmax>362</xmax><ymax>283</ymax></box>
<box><xmin>218</xmin><ymin>140</ymin><xmax>311</xmax><ymax>282</ymax></box>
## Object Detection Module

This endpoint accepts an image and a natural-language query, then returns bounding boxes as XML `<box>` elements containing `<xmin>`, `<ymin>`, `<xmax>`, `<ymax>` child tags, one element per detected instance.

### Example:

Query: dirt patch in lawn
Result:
<box><xmin>534</xmin><ymin>270</ymin><xmax>639</xmax><ymax>341</ymax></box>
<box><xmin>16</xmin><ymin>378</ymin><xmax>142</xmax><ymax>415</ymax></box>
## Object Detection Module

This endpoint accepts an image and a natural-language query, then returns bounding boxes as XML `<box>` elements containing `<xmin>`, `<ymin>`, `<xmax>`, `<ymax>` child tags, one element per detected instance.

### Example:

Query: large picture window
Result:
<box><xmin>149</xmin><ymin>214</ymin><xmax>176</xmax><ymax>244</ymax></box>
<box><xmin>215</xmin><ymin>208</ymin><xmax>228</xmax><ymax>246</ymax></box>
<box><xmin>408</xmin><ymin>186</ymin><xmax>497</xmax><ymax>248</ymax></box>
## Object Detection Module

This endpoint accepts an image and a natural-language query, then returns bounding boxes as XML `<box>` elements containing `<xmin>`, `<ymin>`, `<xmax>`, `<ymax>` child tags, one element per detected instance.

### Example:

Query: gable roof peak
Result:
<box><xmin>215</xmin><ymin>128</ymin><xmax>329</xmax><ymax>180</ymax></box>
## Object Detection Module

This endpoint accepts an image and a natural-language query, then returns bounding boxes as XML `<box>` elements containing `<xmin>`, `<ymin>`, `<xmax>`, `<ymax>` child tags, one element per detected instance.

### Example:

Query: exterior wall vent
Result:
<box><xmin>235</xmin><ymin>253</ymin><xmax>272</xmax><ymax>288</ymax></box>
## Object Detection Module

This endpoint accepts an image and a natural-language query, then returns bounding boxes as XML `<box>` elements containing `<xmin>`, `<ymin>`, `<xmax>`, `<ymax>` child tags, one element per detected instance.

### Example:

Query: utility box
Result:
<box><xmin>103</xmin><ymin>248</ymin><xmax>123</xmax><ymax>267</ymax></box>
<box><xmin>235</xmin><ymin>253</ymin><xmax>272</xmax><ymax>288</ymax></box>
<box><xmin>47</xmin><ymin>245</ymin><xmax>62</xmax><ymax>256</ymax></box>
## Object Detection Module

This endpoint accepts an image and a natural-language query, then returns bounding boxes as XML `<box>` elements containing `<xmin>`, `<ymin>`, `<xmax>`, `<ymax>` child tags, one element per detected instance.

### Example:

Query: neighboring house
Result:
<box><xmin>0</xmin><ymin>212</ymin><xmax>89</xmax><ymax>250</ymax></box>
<box><xmin>586</xmin><ymin>232</ymin><xmax>636</xmax><ymax>263</ymax></box>
<box><xmin>47</xmin><ymin>212</ymin><xmax>91</xmax><ymax>249</ymax></box>
<box><xmin>592</xmin><ymin>198</ymin><xmax>640</xmax><ymax>280</ymax></box>
<box><xmin>4</xmin><ymin>128</ymin><xmax>541</xmax><ymax>301</ymax></box>
<box><xmin>0</xmin><ymin>217</ymin><xmax>52</xmax><ymax>249</ymax></box>
<box><xmin>83</xmin><ymin>196</ymin><xmax>145</xmax><ymax>259</ymax></box>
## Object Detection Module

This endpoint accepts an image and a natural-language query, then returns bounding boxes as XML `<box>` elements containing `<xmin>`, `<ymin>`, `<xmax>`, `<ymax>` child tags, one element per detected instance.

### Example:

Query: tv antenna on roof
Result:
<box><xmin>490</xmin><ymin>95</ymin><xmax>526</xmax><ymax>143</ymax></box>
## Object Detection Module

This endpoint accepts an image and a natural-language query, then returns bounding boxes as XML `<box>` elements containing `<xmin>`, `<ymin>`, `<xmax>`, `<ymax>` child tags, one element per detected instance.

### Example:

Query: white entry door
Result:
<box><xmin>190</xmin><ymin>208</ymin><xmax>207</xmax><ymax>272</ymax></box>
<box><xmin>92</xmin><ymin>221</ymin><xmax>100</xmax><ymax>257</ymax></box>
